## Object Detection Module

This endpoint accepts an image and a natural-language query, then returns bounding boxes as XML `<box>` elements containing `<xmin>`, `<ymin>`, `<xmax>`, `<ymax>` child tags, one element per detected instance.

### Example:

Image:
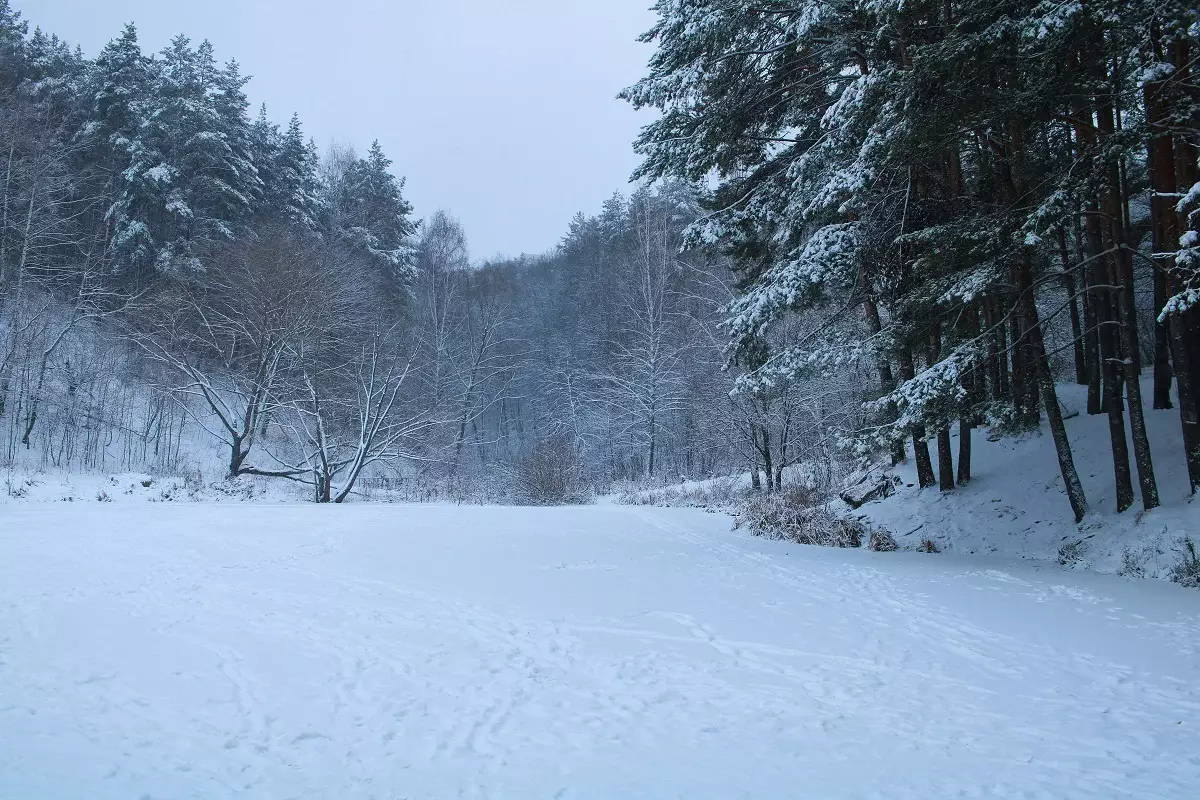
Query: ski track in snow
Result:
<box><xmin>2</xmin><ymin>503</ymin><xmax>1199</xmax><ymax>799</ymax></box>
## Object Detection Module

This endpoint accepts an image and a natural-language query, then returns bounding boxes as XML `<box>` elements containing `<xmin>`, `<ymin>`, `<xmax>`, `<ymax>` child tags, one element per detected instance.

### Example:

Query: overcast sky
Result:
<box><xmin>20</xmin><ymin>0</ymin><xmax>658</xmax><ymax>260</ymax></box>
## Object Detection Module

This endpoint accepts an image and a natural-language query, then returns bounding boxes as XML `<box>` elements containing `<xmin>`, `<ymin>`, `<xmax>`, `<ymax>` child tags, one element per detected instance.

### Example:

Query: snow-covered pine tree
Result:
<box><xmin>623</xmin><ymin>0</ymin><xmax>1107</xmax><ymax>520</ymax></box>
<box><xmin>0</xmin><ymin>0</ymin><xmax>26</xmax><ymax>92</ymax></box>
<box><xmin>248</xmin><ymin>103</ymin><xmax>282</xmax><ymax>213</ymax></box>
<box><xmin>324</xmin><ymin>139</ymin><xmax>416</xmax><ymax>291</ymax></box>
<box><xmin>250</xmin><ymin>105</ymin><xmax>325</xmax><ymax>229</ymax></box>
<box><xmin>268</xmin><ymin>113</ymin><xmax>322</xmax><ymax>229</ymax></box>
<box><xmin>212</xmin><ymin>58</ymin><xmax>262</xmax><ymax>222</ymax></box>
<box><xmin>78</xmin><ymin>24</ymin><xmax>151</xmax><ymax>193</ymax></box>
<box><xmin>110</xmin><ymin>35</ymin><xmax>258</xmax><ymax>281</ymax></box>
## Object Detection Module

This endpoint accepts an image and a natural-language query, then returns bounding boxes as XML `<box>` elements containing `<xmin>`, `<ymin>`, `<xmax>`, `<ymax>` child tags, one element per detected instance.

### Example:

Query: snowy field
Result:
<box><xmin>3</xmin><ymin>504</ymin><xmax>1199</xmax><ymax>799</ymax></box>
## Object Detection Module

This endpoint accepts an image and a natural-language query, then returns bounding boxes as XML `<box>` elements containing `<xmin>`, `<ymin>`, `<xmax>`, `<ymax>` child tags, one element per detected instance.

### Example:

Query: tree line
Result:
<box><xmin>0</xmin><ymin>3</ymin><xmax>856</xmax><ymax>501</ymax></box>
<box><xmin>623</xmin><ymin>0</ymin><xmax>1200</xmax><ymax>520</ymax></box>
<box><xmin>12</xmin><ymin>0</ymin><xmax>1190</xmax><ymax>516</ymax></box>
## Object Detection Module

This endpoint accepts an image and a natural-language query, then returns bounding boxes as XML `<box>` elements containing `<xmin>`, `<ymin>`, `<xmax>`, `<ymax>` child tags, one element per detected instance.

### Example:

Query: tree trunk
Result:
<box><xmin>1099</xmin><ymin>266</ymin><xmax>1134</xmax><ymax>514</ymax></box>
<box><xmin>1114</xmin><ymin>243</ymin><xmax>1160</xmax><ymax>510</ymax></box>
<box><xmin>984</xmin><ymin>297</ymin><xmax>1008</xmax><ymax>400</ymax></box>
<box><xmin>1083</xmin><ymin>201</ymin><xmax>1134</xmax><ymax>509</ymax></box>
<box><xmin>1099</xmin><ymin>97</ymin><xmax>1159</xmax><ymax>510</ymax></box>
<box><xmin>928</xmin><ymin>324</ymin><xmax>954</xmax><ymax>491</ymax></box>
<box><xmin>758</xmin><ymin>423</ymin><xmax>772</xmax><ymax>493</ymax></box>
<box><xmin>1166</xmin><ymin>310</ymin><xmax>1200</xmax><ymax>492</ymax></box>
<box><xmin>1067</xmin><ymin>69</ymin><xmax>1105</xmax><ymax>417</ymax></box>
<box><xmin>936</xmin><ymin>428</ymin><xmax>955</xmax><ymax>492</ymax></box>
<box><xmin>957</xmin><ymin>417</ymin><xmax>972</xmax><ymax>485</ymax></box>
<box><xmin>899</xmin><ymin>349</ymin><xmax>936</xmax><ymax>488</ymax></box>
<box><xmin>1018</xmin><ymin>251</ymin><xmax>1089</xmax><ymax>522</ymax></box>
<box><xmin>228</xmin><ymin>435</ymin><xmax>248</xmax><ymax>479</ymax></box>
<box><xmin>1082</xmin><ymin>275</ymin><xmax>1104</xmax><ymax>415</ymax></box>
<box><xmin>647</xmin><ymin>412</ymin><xmax>657</xmax><ymax>478</ymax></box>
<box><xmin>957</xmin><ymin>304</ymin><xmax>981</xmax><ymax>485</ymax></box>
<box><xmin>1145</xmin><ymin>70</ymin><xmax>1176</xmax><ymax>411</ymax></box>
<box><xmin>1009</xmin><ymin>306</ymin><xmax>1028</xmax><ymax>418</ymax></box>
<box><xmin>1153</xmin><ymin>269</ymin><xmax>1174</xmax><ymax>409</ymax></box>
<box><xmin>1057</xmin><ymin>229</ymin><xmax>1087</xmax><ymax>384</ymax></box>
<box><xmin>857</xmin><ymin>258</ymin><xmax>904</xmax><ymax>464</ymax></box>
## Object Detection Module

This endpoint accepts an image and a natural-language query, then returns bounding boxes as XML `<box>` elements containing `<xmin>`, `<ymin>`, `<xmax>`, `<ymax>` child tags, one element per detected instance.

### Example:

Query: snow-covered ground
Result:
<box><xmin>853</xmin><ymin>381</ymin><xmax>1200</xmax><ymax>578</ymax></box>
<box><xmin>3</xmin><ymin>503</ymin><xmax>1198</xmax><ymax>798</ymax></box>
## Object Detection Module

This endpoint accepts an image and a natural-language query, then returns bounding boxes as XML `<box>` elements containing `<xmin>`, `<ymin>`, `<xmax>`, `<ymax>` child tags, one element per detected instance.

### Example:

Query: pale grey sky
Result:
<box><xmin>21</xmin><ymin>0</ymin><xmax>657</xmax><ymax>260</ymax></box>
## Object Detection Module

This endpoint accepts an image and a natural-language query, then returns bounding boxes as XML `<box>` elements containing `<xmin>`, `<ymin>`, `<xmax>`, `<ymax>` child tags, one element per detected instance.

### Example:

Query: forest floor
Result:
<box><xmin>3</xmin><ymin>503</ymin><xmax>1199</xmax><ymax>798</ymax></box>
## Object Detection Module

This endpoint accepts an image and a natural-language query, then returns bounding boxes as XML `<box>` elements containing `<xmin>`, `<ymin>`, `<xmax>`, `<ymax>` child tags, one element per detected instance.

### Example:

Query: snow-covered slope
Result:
<box><xmin>851</xmin><ymin>380</ymin><xmax>1199</xmax><ymax>578</ymax></box>
<box><xmin>2</xmin><ymin>503</ymin><xmax>1198</xmax><ymax>798</ymax></box>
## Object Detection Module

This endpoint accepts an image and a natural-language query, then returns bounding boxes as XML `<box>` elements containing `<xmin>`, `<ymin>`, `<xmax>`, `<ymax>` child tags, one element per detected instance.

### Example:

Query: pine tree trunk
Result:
<box><xmin>996</xmin><ymin>114</ymin><xmax>1088</xmax><ymax>521</ymax></box>
<box><xmin>858</xmin><ymin>259</ymin><xmax>905</xmax><ymax>464</ymax></box>
<box><xmin>1068</xmin><ymin>71</ymin><xmax>1104</xmax><ymax>416</ymax></box>
<box><xmin>1162</xmin><ymin>40</ymin><xmax>1200</xmax><ymax>491</ymax></box>
<box><xmin>936</xmin><ymin>428</ymin><xmax>954</xmax><ymax>492</ymax></box>
<box><xmin>957</xmin><ymin>417</ymin><xmax>972</xmax><ymax>485</ymax></box>
<box><xmin>1145</xmin><ymin>74</ymin><xmax>1176</xmax><ymax>411</ymax></box>
<box><xmin>1098</xmin><ymin>96</ymin><xmax>1159</xmax><ymax>510</ymax></box>
<box><xmin>1009</xmin><ymin>306</ymin><xmax>1025</xmax><ymax>416</ymax></box>
<box><xmin>1111</xmin><ymin>234</ymin><xmax>1160</xmax><ymax>510</ymax></box>
<box><xmin>1154</xmin><ymin>269</ymin><xmax>1174</xmax><ymax>409</ymax></box>
<box><xmin>1167</xmin><ymin>310</ymin><xmax>1200</xmax><ymax>492</ymax></box>
<box><xmin>927</xmin><ymin>325</ymin><xmax>955</xmax><ymax>491</ymax></box>
<box><xmin>1100</xmin><ymin>279</ymin><xmax>1134</xmax><ymax>512</ymax></box>
<box><xmin>1100</xmin><ymin>278</ymin><xmax>1134</xmax><ymax>511</ymax></box>
<box><xmin>912</xmin><ymin>429</ymin><xmax>935</xmax><ymax>489</ymax></box>
<box><xmin>1083</xmin><ymin>202</ymin><xmax>1134</xmax><ymax>509</ymax></box>
<box><xmin>1057</xmin><ymin>229</ymin><xmax>1087</xmax><ymax>384</ymax></box>
<box><xmin>1007</xmin><ymin>283</ymin><xmax>1040</xmax><ymax>428</ymax></box>
<box><xmin>984</xmin><ymin>298</ymin><xmax>1000</xmax><ymax>398</ymax></box>
<box><xmin>1115</xmin><ymin>243</ymin><xmax>1160</xmax><ymax>510</ymax></box>
<box><xmin>1018</xmin><ymin>251</ymin><xmax>1089</xmax><ymax>522</ymax></box>
<box><xmin>1082</xmin><ymin>261</ymin><xmax>1104</xmax><ymax>415</ymax></box>
<box><xmin>957</xmin><ymin>305</ymin><xmax>981</xmax><ymax>485</ymax></box>
<box><xmin>899</xmin><ymin>349</ymin><xmax>936</xmax><ymax>488</ymax></box>
<box><xmin>985</xmin><ymin>297</ymin><xmax>1009</xmax><ymax>400</ymax></box>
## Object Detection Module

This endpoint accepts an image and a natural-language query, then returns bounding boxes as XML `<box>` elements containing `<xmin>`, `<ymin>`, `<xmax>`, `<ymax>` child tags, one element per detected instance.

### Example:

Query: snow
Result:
<box><xmin>3</xmin><ymin>503</ymin><xmax>1199</xmax><ymax>798</ymax></box>
<box><xmin>143</xmin><ymin>164</ymin><xmax>174</xmax><ymax>184</ymax></box>
<box><xmin>852</xmin><ymin>380</ymin><xmax>1200</xmax><ymax>578</ymax></box>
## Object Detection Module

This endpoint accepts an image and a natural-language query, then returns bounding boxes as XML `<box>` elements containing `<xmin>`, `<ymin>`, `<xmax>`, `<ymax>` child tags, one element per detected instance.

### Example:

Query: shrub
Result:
<box><xmin>1119</xmin><ymin>546</ymin><xmax>1147</xmax><ymax>579</ymax></box>
<box><xmin>183</xmin><ymin>469</ymin><xmax>205</xmax><ymax>498</ymax></box>
<box><xmin>1057</xmin><ymin>539</ymin><xmax>1085</xmax><ymax>566</ymax></box>
<box><xmin>736</xmin><ymin>494</ymin><xmax>865</xmax><ymax>548</ymax></box>
<box><xmin>96</xmin><ymin>490</ymin><xmax>112</xmax><ymax>503</ymax></box>
<box><xmin>868</xmin><ymin>530</ymin><xmax>898</xmax><ymax>552</ymax></box>
<box><xmin>918</xmin><ymin>538</ymin><xmax>940</xmax><ymax>553</ymax></box>
<box><xmin>1170</xmin><ymin>537</ymin><xmax>1200</xmax><ymax>589</ymax></box>
<box><xmin>612</xmin><ymin>476</ymin><xmax>749</xmax><ymax>511</ymax></box>
<box><xmin>509</xmin><ymin>434</ymin><xmax>591</xmax><ymax>506</ymax></box>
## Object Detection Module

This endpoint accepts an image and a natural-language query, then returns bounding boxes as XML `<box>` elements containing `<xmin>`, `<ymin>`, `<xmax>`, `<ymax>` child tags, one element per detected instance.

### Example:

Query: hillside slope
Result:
<box><xmin>850</xmin><ymin>380</ymin><xmax>1198</xmax><ymax>578</ymax></box>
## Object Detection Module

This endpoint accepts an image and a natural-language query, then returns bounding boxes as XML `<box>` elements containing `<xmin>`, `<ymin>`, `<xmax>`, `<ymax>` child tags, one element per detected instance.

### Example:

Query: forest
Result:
<box><xmin>1</xmin><ymin>0</ymin><xmax>1199</xmax><ymax>525</ymax></box>
<box><xmin>4</xmin><ymin>3</ymin><xmax>1200</xmax><ymax>795</ymax></box>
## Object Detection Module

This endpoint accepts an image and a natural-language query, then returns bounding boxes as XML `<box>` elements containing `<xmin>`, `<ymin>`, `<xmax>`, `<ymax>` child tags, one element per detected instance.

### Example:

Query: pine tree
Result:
<box><xmin>270</xmin><ymin>110</ymin><xmax>321</xmax><ymax>227</ymax></box>
<box><xmin>110</xmin><ymin>35</ymin><xmax>260</xmax><ymax>280</ymax></box>
<box><xmin>622</xmin><ymin>0</ymin><xmax>1103</xmax><ymax>520</ymax></box>
<box><xmin>212</xmin><ymin>58</ymin><xmax>262</xmax><ymax>220</ymax></box>
<box><xmin>326</xmin><ymin>139</ymin><xmax>416</xmax><ymax>288</ymax></box>
<box><xmin>0</xmin><ymin>0</ymin><xmax>27</xmax><ymax>91</ymax></box>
